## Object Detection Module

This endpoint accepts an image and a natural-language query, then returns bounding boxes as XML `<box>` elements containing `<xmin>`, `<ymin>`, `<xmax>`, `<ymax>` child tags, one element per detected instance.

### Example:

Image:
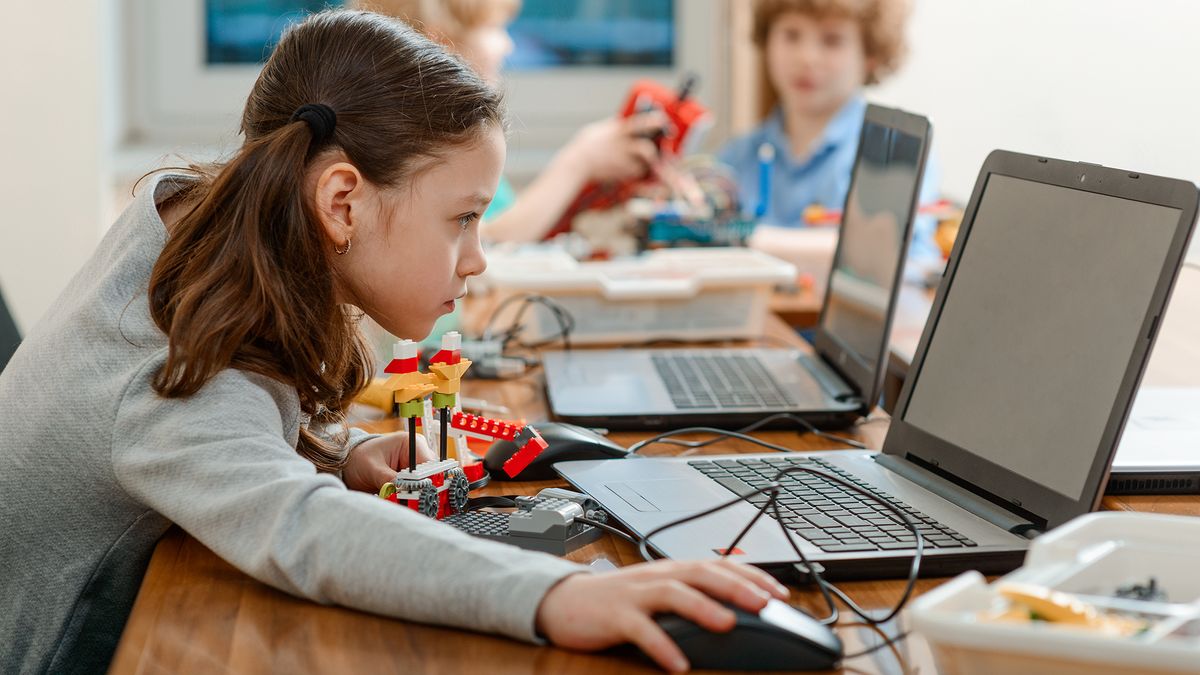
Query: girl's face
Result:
<box><xmin>765</xmin><ymin>12</ymin><xmax>869</xmax><ymax>118</ymax></box>
<box><xmin>335</xmin><ymin>126</ymin><xmax>504</xmax><ymax>340</ymax></box>
<box><xmin>456</xmin><ymin>19</ymin><xmax>514</xmax><ymax>86</ymax></box>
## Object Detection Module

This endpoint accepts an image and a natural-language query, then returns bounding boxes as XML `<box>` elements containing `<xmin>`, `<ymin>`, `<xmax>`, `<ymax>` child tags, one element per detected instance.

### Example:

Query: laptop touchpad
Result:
<box><xmin>607</xmin><ymin>479</ymin><xmax>724</xmax><ymax>512</ymax></box>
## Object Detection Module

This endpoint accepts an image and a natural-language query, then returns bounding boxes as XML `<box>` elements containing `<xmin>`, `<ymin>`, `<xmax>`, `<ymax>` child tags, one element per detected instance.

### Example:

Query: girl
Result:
<box><xmin>0</xmin><ymin>10</ymin><xmax>784</xmax><ymax>674</ymax></box>
<box><xmin>365</xmin><ymin>0</ymin><xmax>666</xmax><ymax>242</ymax></box>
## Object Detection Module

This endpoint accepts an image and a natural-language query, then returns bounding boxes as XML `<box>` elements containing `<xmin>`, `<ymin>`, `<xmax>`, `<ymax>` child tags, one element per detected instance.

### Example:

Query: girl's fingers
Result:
<box><xmin>658</xmin><ymin>563</ymin><xmax>773</xmax><ymax>615</ymax></box>
<box><xmin>712</xmin><ymin>558</ymin><xmax>791</xmax><ymax>600</ymax></box>
<box><xmin>643</xmin><ymin>579</ymin><xmax>737</xmax><ymax>633</ymax></box>
<box><xmin>621</xmin><ymin>612</ymin><xmax>691</xmax><ymax>674</ymax></box>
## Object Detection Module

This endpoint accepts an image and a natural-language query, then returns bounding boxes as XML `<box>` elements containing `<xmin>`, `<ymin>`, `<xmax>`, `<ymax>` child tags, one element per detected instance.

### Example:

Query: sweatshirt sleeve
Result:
<box><xmin>110</xmin><ymin>362</ymin><xmax>586</xmax><ymax>642</ymax></box>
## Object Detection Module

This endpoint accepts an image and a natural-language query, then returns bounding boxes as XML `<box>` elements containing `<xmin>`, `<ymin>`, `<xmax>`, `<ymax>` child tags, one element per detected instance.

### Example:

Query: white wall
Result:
<box><xmin>870</xmin><ymin>0</ymin><xmax>1200</xmax><ymax>261</ymax></box>
<box><xmin>0</xmin><ymin>3</ymin><xmax>115</xmax><ymax>332</ymax></box>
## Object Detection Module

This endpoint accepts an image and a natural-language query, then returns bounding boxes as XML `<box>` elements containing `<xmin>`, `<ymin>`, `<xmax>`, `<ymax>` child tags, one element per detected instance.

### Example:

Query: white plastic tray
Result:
<box><xmin>911</xmin><ymin>512</ymin><xmax>1200</xmax><ymax>674</ymax></box>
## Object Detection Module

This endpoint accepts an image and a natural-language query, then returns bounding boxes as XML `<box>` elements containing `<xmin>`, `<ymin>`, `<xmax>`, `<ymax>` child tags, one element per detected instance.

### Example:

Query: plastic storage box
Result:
<box><xmin>910</xmin><ymin>512</ymin><xmax>1200</xmax><ymax>675</ymax></box>
<box><xmin>479</xmin><ymin>247</ymin><xmax>797</xmax><ymax>345</ymax></box>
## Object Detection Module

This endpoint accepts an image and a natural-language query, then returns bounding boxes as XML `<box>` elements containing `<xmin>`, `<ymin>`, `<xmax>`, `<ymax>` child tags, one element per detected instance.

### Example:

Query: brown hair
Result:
<box><xmin>147</xmin><ymin>10</ymin><xmax>504</xmax><ymax>471</ymax></box>
<box><xmin>358</xmin><ymin>0</ymin><xmax>521</xmax><ymax>44</ymax></box>
<box><xmin>752</xmin><ymin>0</ymin><xmax>909</xmax><ymax>86</ymax></box>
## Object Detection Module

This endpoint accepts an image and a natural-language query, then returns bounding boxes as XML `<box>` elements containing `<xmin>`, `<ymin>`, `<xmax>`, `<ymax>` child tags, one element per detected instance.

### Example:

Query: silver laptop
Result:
<box><xmin>1108</xmin><ymin>387</ymin><xmax>1200</xmax><ymax>494</ymax></box>
<box><xmin>558</xmin><ymin>151</ymin><xmax>1199</xmax><ymax>578</ymax></box>
<box><xmin>542</xmin><ymin>104</ymin><xmax>932</xmax><ymax>431</ymax></box>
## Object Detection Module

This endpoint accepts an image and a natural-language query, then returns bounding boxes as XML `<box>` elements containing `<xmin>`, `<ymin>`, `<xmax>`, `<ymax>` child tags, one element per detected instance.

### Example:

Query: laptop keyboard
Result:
<box><xmin>652</xmin><ymin>354</ymin><xmax>796</xmax><ymax>409</ymax></box>
<box><xmin>688</xmin><ymin>456</ymin><xmax>977</xmax><ymax>553</ymax></box>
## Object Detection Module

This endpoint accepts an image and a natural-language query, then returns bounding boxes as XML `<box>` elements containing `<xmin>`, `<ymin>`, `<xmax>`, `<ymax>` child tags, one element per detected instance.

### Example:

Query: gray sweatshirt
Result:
<box><xmin>0</xmin><ymin>173</ymin><xmax>584</xmax><ymax>674</ymax></box>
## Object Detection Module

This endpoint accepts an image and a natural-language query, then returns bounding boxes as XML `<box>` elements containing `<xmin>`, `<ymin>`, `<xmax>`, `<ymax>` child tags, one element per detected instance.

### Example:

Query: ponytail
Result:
<box><xmin>149</xmin><ymin>117</ymin><xmax>370</xmax><ymax>472</ymax></box>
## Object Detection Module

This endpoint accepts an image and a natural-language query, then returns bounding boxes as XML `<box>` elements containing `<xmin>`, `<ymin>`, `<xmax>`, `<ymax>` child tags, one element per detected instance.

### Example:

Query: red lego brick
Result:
<box><xmin>383</xmin><ymin>356</ymin><xmax>420</xmax><ymax>374</ymax></box>
<box><xmin>451</xmin><ymin>412</ymin><xmax>519</xmax><ymax>441</ymax></box>
<box><xmin>502</xmin><ymin>434</ymin><xmax>549</xmax><ymax>478</ymax></box>
<box><xmin>429</xmin><ymin>349</ymin><xmax>461</xmax><ymax>365</ymax></box>
<box><xmin>462</xmin><ymin>462</ymin><xmax>486</xmax><ymax>482</ymax></box>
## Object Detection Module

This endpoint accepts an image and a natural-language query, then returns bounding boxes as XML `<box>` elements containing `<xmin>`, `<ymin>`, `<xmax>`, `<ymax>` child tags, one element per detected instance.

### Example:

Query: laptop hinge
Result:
<box><xmin>874</xmin><ymin>454</ymin><xmax>1039</xmax><ymax>536</ymax></box>
<box><xmin>798</xmin><ymin>353</ymin><xmax>859</xmax><ymax>403</ymax></box>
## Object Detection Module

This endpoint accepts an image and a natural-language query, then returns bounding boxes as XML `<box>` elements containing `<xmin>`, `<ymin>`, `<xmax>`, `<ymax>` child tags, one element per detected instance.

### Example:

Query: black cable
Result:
<box><xmin>626</xmin><ymin>420</ymin><xmax>868</xmax><ymax>456</ymax></box>
<box><xmin>766</xmin><ymin>464</ymin><xmax>923</xmax><ymax>626</ymax></box>
<box><xmin>840</xmin><ymin>628</ymin><xmax>911</xmax><ymax>659</ymax></box>
<box><xmin>483</xmin><ymin>293</ymin><xmax>575</xmax><ymax>353</ymax></box>
<box><xmin>632</xmin><ymin>446</ymin><xmax>923</xmax><ymax>632</ymax></box>
<box><xmin>577</xmin><ymin>516</ymin><xmax>639</xmax><ymax>545</ymax></box>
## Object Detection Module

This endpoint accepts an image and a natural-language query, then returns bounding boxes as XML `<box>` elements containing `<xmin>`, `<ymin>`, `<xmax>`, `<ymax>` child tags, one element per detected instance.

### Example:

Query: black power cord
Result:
<box><xmin>626</xmin><ymin>415</ymin><xmax>868</xmax><ymax>456</ymax></box>
<box><xmin>482</xmin><ymin>293</ymin><xmax>576</xmax><ymax>352</ymax></box>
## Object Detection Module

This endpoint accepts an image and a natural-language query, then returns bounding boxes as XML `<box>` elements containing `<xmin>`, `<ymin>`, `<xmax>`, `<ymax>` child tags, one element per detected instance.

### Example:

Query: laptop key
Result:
<box><xmin>712</xmin><ymin>476</ymin><xmax>757</xmax><ymax>497</ymax></box>
<box><xmin>820</xmin><ymin>542</ymin><xmax>879</xmax><ymax>552</ymax></box>
<box><xmin>804</xmin><ymin>514</ymin><xmax>839</xmax><ymax>529</ymax></box>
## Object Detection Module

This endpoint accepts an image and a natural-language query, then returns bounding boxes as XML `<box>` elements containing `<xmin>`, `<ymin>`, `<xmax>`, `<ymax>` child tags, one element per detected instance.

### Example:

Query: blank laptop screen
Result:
<box><xmin>822</xmin><ymin>121</ymin><xmax>925</xmax><ymax>379</ymax></box>
<box><xmin>902</xmin><ymin>174</ymin><xmax>1180</xmax><ymax>499</ymax></box>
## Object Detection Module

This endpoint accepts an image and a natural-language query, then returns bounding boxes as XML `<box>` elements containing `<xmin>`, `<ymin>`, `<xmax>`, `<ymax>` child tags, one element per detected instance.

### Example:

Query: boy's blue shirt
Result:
<box><xmin>718</xmin><ymin>95</ymin><xmax>942</xmax><ymax>263</ymax></box>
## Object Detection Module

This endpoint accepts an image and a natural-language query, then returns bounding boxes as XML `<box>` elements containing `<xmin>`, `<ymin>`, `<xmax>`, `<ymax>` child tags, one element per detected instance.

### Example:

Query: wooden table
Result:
<box><xmin>110</xmin><ymin>268</ymin><xmax>1200</xmax><ymax>675</ymax></box>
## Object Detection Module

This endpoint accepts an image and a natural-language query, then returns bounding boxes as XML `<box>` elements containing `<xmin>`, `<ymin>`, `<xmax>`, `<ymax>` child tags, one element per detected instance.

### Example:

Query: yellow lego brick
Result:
<box><xmin>429</xmin><ymin>358</ymin><xmax>472</xmax><ymax>394</ymax></box>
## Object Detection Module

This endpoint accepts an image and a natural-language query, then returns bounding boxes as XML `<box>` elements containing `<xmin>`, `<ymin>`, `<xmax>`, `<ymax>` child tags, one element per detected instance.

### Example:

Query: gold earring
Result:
<box><xmin>334</xmin><ymin>238</ymin><xmax>352</xmax><ymax>255</ymax></box>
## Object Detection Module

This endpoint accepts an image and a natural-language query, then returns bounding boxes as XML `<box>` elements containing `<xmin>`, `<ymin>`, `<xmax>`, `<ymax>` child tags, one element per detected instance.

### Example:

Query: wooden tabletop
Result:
<box><xmin>110</xmin><ymin>267</ymin><xmax>1200</xmax><ymax>675</ymax></box>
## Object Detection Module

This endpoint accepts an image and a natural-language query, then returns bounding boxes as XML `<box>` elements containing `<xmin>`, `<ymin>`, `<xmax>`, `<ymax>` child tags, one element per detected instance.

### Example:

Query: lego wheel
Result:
<box><xmin>417</xmin><ymin>484</ymin><xmax>439</xmax><ymax>518</ymax></box>
<box><xmin>378</xmin><ymin>482</ymin><xmax>397</xmax><ymax>499</ymax></box>
<box><xmin>447</xmin><ymin>470</ymin><xmax>470</xmax><ymax>514</ymax></box>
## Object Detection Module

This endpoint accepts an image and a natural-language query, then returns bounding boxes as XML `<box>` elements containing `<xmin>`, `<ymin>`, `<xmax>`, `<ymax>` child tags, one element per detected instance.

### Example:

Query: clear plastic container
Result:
<box><xmin>911</xmin><ymin>512</ymin><xmax>1200</xmax><ymax>675</ymax></box>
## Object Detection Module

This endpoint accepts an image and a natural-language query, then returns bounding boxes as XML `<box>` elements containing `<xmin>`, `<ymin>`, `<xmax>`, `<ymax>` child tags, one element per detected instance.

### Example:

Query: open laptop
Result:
<box><xmin>558</xmin><ymin>151</ymin><xmax>1199</xmax><ymax>579</ymax></box>
<box><xmin>542</xmin><ymin>104</ymin><xmax>932</xmax><ymax>431</ymax></box>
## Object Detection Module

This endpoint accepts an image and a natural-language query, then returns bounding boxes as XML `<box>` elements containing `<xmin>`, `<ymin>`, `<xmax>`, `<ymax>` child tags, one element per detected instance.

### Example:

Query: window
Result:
<box><xmin>129</xmin><ymin>0</ymin><xmax>730</xmax><ymax>168</ymax></box>
<box><xmin>205</xmin><ymin>0</ymin><xmax>336</xmax><ymax>64</ymax></box>
<box><xmin>508</xmin><ymin>0</ymin><xmax>673</xmax><ymax>68</ymax></box>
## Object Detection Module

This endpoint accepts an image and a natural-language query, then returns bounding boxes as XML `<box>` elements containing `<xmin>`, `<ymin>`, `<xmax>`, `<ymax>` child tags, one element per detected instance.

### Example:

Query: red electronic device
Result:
<box><xmin>544</xmin><ymin>75</ymin><xmax>711</xmax><ymax>241</ymax></box>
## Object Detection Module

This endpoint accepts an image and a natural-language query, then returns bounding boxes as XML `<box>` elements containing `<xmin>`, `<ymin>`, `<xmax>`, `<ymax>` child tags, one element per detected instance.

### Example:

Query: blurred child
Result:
<box><xmin>720</xmin><ymin>0</ymin><xmax>940</xmax><ymax>261</ymax></box>
<box><xmin>0</xmin><ymin>11</ymin><xmax>785</xmax><ymax>673</ymax></box>
<box><xmin>365</xmin><ymin>0</ymin><xmax>666</xmax><ymax>242</ymax></box>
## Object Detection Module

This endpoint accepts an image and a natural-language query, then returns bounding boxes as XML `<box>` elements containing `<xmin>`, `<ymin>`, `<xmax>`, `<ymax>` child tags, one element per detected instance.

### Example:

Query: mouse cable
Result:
<box><xmin>838</xmin><ymin>624</ymin><xmax>912</xmax><ymax>660</ymax></box>
<box><xmin>576</xmin><ymin>516</ymin><xmax>640</xmax><ymax>545</ymax></box>
<box><xmin>633</xmin><ymin>454</ymin><xmax>923</xmax><ymax>627</ymax></box>
<box><xmin>625</xmin><ymin>419</ymin><xmax>868</xmax><ymax>457</ymax></box>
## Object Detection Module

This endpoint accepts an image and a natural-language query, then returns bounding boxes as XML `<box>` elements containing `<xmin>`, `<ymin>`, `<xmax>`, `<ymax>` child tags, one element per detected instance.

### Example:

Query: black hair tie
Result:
<box><xmin>290</xmin><ymin>103</ymin><xmax>337</xmax><ymax>146</ymax></box>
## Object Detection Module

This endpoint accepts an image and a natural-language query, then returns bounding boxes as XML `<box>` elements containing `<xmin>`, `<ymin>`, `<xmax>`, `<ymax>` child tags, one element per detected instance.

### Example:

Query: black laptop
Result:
<box><xmin>557</xmin><ymin>151</ymin><xmax>1198</xmax><ymax>578</ymax></box>
<box><xmin>542</xmin><ymin>104</ymin><xmax>932</xmax><ymax>431</ymax></box>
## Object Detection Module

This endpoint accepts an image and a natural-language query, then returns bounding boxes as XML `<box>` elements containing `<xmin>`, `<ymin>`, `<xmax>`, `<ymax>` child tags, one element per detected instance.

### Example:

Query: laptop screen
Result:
<box><xmin>901</xmin><ymin>174</ymin><xmax>1181</xmax><ymax>500</ymax></box>
<box><xmin>819</xmin><ymin>117</ymin><xmax>927</xmax><ymax>396</ymax></box>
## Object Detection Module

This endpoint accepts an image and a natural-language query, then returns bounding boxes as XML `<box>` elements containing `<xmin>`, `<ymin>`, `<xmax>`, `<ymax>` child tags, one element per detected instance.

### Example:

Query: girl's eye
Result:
<box><xmin>457</xmin><ymin>212</ymin><xmax>479</xmax><ymax>230</ymax></box>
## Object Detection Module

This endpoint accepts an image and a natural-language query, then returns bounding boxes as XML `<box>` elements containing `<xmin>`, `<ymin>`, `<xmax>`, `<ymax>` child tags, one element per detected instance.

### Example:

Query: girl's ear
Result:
<box><xmin>314</xmin><ymin>160</ymin><xmax>365</xmax><ymax>250</ymax></box>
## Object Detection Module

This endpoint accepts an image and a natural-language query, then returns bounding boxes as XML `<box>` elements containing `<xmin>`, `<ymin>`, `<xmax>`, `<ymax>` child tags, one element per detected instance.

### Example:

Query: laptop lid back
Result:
<box><xmin>811</xmin><ymin>104</ymin><xmax>931</xmax><ymax>410</ymax></box>
<box><xmin>883</xmin><ymin>151</ymin><xmax>1198</xmax><ymax>529</ymax></box>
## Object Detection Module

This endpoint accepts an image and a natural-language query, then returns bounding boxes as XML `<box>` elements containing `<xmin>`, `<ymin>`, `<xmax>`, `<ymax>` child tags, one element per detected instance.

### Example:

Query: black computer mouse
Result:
<box><xmin>653</xmin><ymin>599</ymin><xmax>843</xmax><ymax>671</ymax></box>
<box><xmin>484</xmin><ymin>421</ymin><xmax>631</xmax><ymax>481</ymax></box>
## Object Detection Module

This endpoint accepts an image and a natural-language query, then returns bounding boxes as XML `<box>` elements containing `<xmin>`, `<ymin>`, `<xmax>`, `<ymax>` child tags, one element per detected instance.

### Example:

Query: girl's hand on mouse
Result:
<box><xmin>341</xmin><ymin>432</ymin><xmax>435</xmax><ymax>493</ymax></box>
<box><xmin>535</xmin><ymin>559</ymin><xmax>790</xmax><ymax>673</ymax></box>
